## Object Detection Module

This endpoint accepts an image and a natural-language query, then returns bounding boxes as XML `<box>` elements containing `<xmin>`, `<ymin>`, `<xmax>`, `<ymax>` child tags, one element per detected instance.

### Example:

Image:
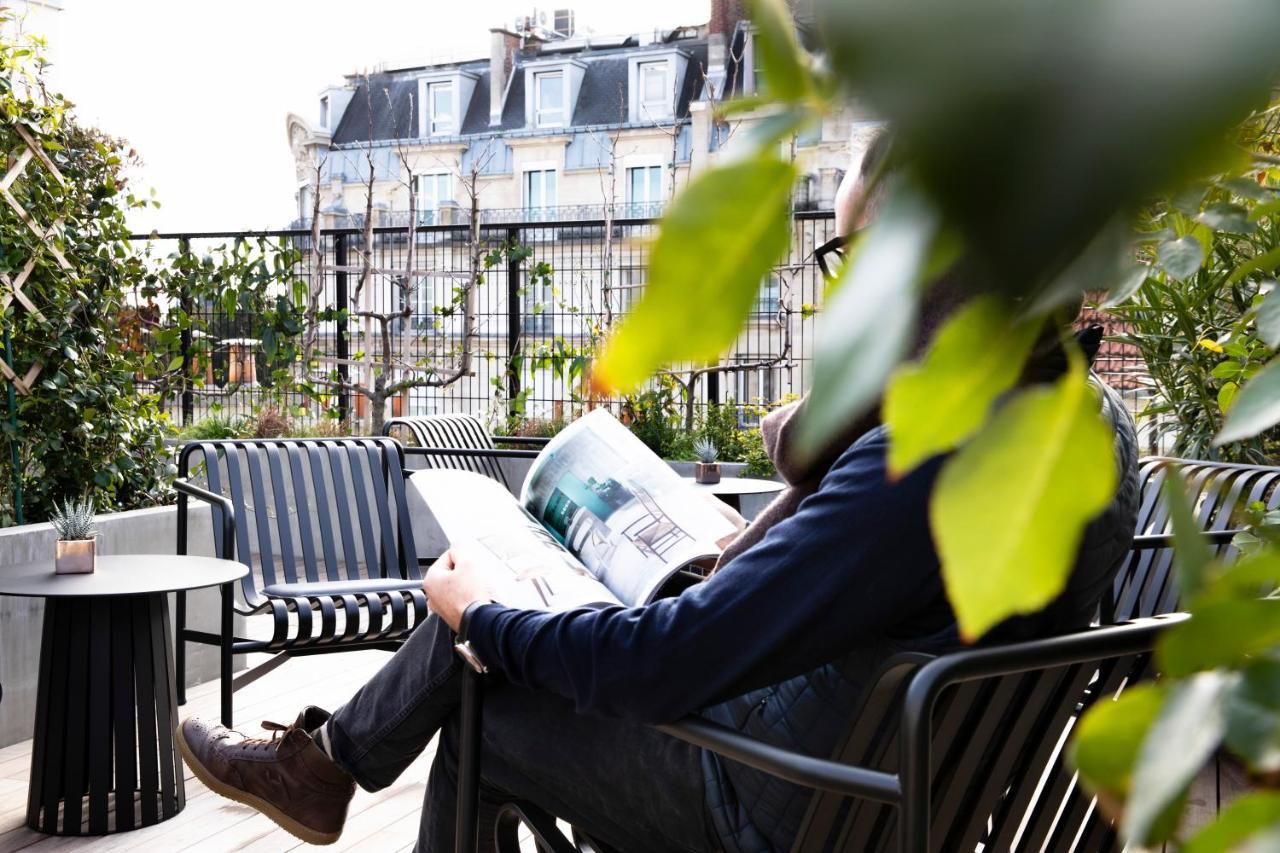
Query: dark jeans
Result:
<box><xmin>324</xmin><ymin>614</ymin><xmax>720</xmax><ymax>852</ymax></box>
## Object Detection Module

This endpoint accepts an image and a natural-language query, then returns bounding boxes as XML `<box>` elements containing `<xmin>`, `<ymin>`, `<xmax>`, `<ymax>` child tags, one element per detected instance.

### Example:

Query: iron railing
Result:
<box><xmin>127</xmin><ymin>211</ymin><xmax>1149</xmax><ymax>431</ymax></box>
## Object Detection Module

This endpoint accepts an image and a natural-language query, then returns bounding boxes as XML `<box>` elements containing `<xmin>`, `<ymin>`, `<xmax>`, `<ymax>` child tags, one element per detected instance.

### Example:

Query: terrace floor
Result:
<box><xmin>0</xmin><ymin>649</ymin><xmax>459</xmax><ymax>853</ymax></box>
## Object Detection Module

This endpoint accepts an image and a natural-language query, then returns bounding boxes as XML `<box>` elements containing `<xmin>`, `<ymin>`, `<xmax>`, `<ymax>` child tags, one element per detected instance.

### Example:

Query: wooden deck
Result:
<box><xmin>0</xmin><ymin>649</ymin><xmax>441</xmax><ymax>852</ymax></box>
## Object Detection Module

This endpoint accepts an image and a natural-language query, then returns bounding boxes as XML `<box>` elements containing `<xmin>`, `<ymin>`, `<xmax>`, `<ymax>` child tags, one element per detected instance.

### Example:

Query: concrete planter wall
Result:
<box><xmin>0</xmin><ymin>503</ymin><xmax>241</xmax><ymax>748</ymax></box>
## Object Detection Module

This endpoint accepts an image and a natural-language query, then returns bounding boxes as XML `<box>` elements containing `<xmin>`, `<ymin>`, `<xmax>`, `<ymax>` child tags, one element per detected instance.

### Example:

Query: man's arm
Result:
<box><xmin>427</xmin><ymin>430</ymin><xmax>949</xmax><ymax>723</ymax></box>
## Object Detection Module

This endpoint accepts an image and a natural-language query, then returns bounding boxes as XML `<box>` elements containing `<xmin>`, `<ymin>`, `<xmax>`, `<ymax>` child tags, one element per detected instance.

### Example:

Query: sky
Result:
<box><xmin>30</xmin><ymin>0</ymin><xmax>711</xmax><ymax>233</ymax></box>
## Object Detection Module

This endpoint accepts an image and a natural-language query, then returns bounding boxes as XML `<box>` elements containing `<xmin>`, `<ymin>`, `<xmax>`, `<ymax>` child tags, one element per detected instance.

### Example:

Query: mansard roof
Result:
<box><xmin>330</xmin><ymin>40</ymin><xmax>710</xmax><ymax>147</ymax></box>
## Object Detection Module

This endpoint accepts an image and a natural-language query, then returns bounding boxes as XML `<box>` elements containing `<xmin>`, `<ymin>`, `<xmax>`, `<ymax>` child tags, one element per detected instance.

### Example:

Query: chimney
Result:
<box><xmin>706</xmin><ymin>0</ymin><xmax>744</xmax><ymax>99</ymax></box>
<box><xmin>489</xmin><ymin>28</ymin><xmax>520</xmax><ymax>127</ymax></box>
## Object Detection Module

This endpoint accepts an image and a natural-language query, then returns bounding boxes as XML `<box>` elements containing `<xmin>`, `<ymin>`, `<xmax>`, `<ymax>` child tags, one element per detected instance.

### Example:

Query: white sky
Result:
<box><xmin>39</xmin><ymin>0</ymin><xmax>710</xmax><ymax>233</ymax></box>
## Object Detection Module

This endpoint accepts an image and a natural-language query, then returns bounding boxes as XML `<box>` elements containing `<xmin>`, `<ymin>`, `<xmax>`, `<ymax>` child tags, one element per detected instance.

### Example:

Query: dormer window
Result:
<box><xmin>319</xmin><ymin>95</ymin><xmax>330</xmax><ymax>129</ymax></box>
<box><xmin>627</xmin><ymin>51</ymin><xmax>687</xmax><ymax>124</ymax></box>
<box><xmin>638</xmin><ymin>61</ymin><xmax>671</xmax><ymax>120</ymax></box>
<box><xmin>535</xmin><ymin>71</ymin><xmax>565</xmax><ymax>127</ymax></box>
<box><xmin>428</xmin><ymin>80</ymin><xmax>454</xmax><ymax>135</ymax></box>
<box><xmin>417</xmin><ymin>72</ymin><xmax>477</xmax><ymax>138</ymax></box>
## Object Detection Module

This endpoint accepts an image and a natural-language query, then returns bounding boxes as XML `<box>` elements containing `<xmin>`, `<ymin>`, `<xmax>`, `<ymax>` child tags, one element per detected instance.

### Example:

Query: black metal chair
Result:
<box><xmin>174</xmin><ymin>437</ymin><xmax>426</xmax><ymax>726</ymax></box>
<box><xmin>382</xmin><ymin>414</ymin><xmax>549</xmax><ymax>492</ymax></box>
<box><xmin>1104</xmin><ymin>455</ymin><xmax>1280</xmax><ymax>623</ymax></box>
<box><xmin>454</xmin><ymin>456</ymin><xmax>1280</xmax><ymax>852</ymax></box>
<box><xmin>454</xmin><ymin>615</ymin><xmax>1187</xmax><ymax>853</ymax></box>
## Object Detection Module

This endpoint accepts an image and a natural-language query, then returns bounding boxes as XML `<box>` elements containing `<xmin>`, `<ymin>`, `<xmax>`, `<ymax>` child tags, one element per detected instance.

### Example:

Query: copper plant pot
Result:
<box><xmin>694</xmin><ymin>462</ymin><xmax>722</xmax><ymax>485</ymax></box>
<box><xmin>55</xmin><ymin>537</ymin><xmax>97</xmax><ymax>574</ymax></box>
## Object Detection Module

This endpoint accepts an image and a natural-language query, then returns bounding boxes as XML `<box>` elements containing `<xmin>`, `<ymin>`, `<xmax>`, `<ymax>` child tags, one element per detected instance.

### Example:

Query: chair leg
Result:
<box><xmin>220</xmin><ymin>582</ymin><xmax>234</xmax><ymax>727</ymax></box>
<box><xmin>455</xmin><ymin>667</ymin><xmax>484</xmax><ymax>853</ymax></box>
<box><xmin>175</xmin><ymin>590</ymin><xmax>187</xmax><ymax>706</ymax></box>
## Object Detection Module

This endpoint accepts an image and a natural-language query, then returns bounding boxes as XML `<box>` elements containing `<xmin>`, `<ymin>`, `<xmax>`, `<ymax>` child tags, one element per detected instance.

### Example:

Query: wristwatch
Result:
<box><xmin>453</xmin><ymin>601</ymin><xmax>491</xmax><ymax>674</ymax></box>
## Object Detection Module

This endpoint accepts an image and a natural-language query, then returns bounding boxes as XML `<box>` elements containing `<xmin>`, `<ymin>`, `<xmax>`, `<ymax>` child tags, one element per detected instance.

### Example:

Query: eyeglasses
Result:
<box><xmin>814</xmin><ymin>235</ymin><xmax>848</xmax><ymax>280</ymax></box>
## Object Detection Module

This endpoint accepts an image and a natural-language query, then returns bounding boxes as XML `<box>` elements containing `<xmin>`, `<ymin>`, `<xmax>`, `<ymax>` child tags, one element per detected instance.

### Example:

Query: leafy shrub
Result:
<box><xmin>177</xmin><ymin>414</ymin><xmax>248</xmax><ymax>440</ymax></box>
<box><xmin>1</xmin><ymin>22</ymin><xmax>173</xmax><ymax>522</ymax></box>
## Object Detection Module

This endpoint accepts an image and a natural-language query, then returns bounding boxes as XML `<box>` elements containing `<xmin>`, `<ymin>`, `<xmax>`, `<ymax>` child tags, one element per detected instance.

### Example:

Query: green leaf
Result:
<box><xmin>166</xmin><ymin>355</ymin><xmax>185</xmax><ymax>373</ymax></box>
<box><xmin>1216</xmin><ymin>357</ymin><xmax>1280</xmax><ymax>445</ymax></box>
<box><xmin>1200</xmin><ymin>202</ymin><xmax>1257</xmax><ymax>234</ymax></box>
<box><xmin>1227</xmin><ymin>246</ymin><xmax>1280</xmax><ymax>287</ymax></box>
<box><xmin>1158</xmin><ymin>600</ymin><xmax>1280</xmax><ymax>677</ymax></box>
<box><xmin>1158</xmin><ymin>236</ymin><xmax>1206</xmax><ymax>280</ymax></box>
<box><xmin>748</xmin><ymin>0</ymin><xmax>812</xmax><ymax>103</ymax></box>
<box><xmin>1101</xmin><ymin>265</ymin><xmax>1152</xmax><ymax>309</ymax></box>
<box><xmin>794</xmin><ymin>183</ymin><xmax>936</xmax><ymax>458</ymax></box>
<box><xmin>1072</xmin><ymin>683</ymin><xmax>1166</xmax><ymax>810</ymax></box>
<box><xmin>1224</xmin><ymin>655</ymin><xmax>1280</xmax><ymax>773</ymax></box>
<box><xmin>884</xmin><ymin>296</ymin><xmax>1040</xmax><ymax>476</ymax></box>
<box><xmin>930</xmin><ymin>367</ymin><xmax>1118</xmax><ymax>640</ymax></box>
<box><xmin>816</xmin><ymin>0</ymin><xmax>1280</xmax><ymax>295</ymax></box>
<box><xmin>1125</xmin><ymin>671</ymin><xmax>1236</xmax><ymax>845</ymax></box>
<box><xmin>1184</xmin><ymin>793</ymin><xmax>1280</xmax><ymax>853</ymax></box>
<box><xmin>1161</xmin><ymin>468</ymin><xmax>1212</xmax><ymax>599</ymax></box>
<box><xmin>1254</xmin><ymin>286</ymin><xmax>1280</xmax><ymax>349</ymax></box>
<box><xmin>592</xmin><ymin>154</ymin><xmax>796</xmax><ymax>392</ymax></box>
<box><xmin>1219</xmin><ymin>381</ymin><xmax>1240</xmax><ymax>412</ymax></box>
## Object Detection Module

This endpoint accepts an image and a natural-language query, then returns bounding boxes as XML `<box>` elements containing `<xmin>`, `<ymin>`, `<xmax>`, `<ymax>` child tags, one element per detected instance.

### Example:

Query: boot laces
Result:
<box><xmin>242</xmin><ymin>720</ymin><xmax>296</xmax><ymax>752</ymax></box>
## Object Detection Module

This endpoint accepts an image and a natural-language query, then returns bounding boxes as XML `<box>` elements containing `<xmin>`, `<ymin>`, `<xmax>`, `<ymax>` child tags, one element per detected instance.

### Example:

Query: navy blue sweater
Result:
<box><xmin>467</xmin><ymin>428</ymin><xmax>954</xmax><ymax>724</ymax></box>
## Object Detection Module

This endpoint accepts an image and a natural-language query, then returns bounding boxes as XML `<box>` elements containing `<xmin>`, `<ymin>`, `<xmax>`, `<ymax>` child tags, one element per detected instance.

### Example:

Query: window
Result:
<box><xmin>428</xmin><ymin>81</ymin><xmax>454</xmax><ymax>135</ymax></box>
<box><xmin>735</xmin><ymin>365</ymin><xmax>778</xmax><ymax>419</ymax></box>
<box><xmin>618</xmin><ymin>267</ymin><xmax>646</xmax><ymax>314</ymax></box>
<box><xmin>638</xmin><ymin>61</ymin><xmax>671</xmax><ymax>119</ymax></box>
<box><xmin>754</xmin><ymin>273</ymin><xmax>781</xmax><ymax>317</ymax></box>
<box><xmin>626</xmin><ymin>165</ymin><xmax>662</xmax><ymax>217</ymax></box>
<box><xmin>523</xmin><ymin>169</ymin><xmax>557</xmax><ymax>219</ymax></box>
<box><xmin>297</xmin><ymin>185</ymin><xmax>313</xmax><ymax>224</ymax></box>
<box><xmin>535</xmin><ymin>71</ymin><xmax>564</xmax><ymax>127</ymax></box>
<box><xmin>410</xmin><ymin>275</ymin><xmax>462</xmax><ymax>334</ymax></box>
<box><xmin>415</xmin><ymin>173</ymin><xmax>452</xmax><ymax>224</ymax></box>
<box><xmin>319</xmin><ymin>96</ymin><xmax>329</xmax><ymax>129</ymax></box>
<box><xmin>522</xmin><ymin>270</ymin><xmax>554</xmax><ymax>335</ymax></box>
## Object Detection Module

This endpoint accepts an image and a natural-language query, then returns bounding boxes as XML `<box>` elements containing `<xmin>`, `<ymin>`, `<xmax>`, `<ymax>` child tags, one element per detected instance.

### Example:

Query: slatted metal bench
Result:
<box><xmin>382</xmin><ymin>414</ymin><xmax>549</xmax><ymax>491</ymax></box>
<box><xmin>174</xmin><ymin>437</ymin><xmax>426</xmax><ymax>726</ymax></box>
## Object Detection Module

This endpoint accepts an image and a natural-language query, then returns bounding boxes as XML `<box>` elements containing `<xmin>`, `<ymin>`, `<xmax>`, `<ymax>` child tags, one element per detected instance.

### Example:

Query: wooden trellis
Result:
<box><xmin>0</xmin><ymin>122</ymin><xmax>68</xmax><ymax>395</ymax></box>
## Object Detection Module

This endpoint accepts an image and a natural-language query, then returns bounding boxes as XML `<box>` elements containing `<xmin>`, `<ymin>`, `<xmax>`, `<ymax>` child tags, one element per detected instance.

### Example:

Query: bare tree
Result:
<box><xmin>305</xmin><ymin>80</ymin><xmax>497</xmax><ymax>433</ymax></box>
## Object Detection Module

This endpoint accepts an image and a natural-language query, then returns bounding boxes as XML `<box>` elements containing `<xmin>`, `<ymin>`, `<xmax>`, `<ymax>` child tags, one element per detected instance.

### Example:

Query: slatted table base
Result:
<box><xmin>26</xmin><ymin>593</ymin><xmax>184</xmax><ymax>835</ymax></box>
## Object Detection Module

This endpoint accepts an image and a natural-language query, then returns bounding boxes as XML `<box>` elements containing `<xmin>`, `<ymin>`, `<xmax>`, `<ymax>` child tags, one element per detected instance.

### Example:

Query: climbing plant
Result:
<box><xmin>1</xmin><ymin>14</ymin><xmax>173</xmax><ymax>523</ymax></box>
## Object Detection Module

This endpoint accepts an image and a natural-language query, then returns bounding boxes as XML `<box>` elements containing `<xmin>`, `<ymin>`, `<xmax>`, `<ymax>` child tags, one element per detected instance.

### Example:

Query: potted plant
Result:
<box><xmin>693</xmin><ymin>438</ymin><xmax>721</xmax><ymax>485</ymax></box>
<box><xmin>51</xmin><ymin>497</ymin><xmax>98</xmax><ymax>575</ymax></box>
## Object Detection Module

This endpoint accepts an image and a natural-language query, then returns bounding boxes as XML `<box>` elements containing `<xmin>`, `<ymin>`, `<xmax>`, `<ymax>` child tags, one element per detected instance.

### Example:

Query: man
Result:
<box><xmin>176</xmin><ymin>145</ymin><xmax>1140</xmax><ymax>851</ymax></box>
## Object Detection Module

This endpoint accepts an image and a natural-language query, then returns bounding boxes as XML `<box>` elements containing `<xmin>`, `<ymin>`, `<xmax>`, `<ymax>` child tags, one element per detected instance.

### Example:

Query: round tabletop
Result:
<box><xmin>0</xmin><ymin>555</ymin><xmax>248</xmax><ymax>598</ymax></box>
<box><xmin>682</xmin><ymin>476</ymin><xmax>786</xmax><ymax>496</ymax></box>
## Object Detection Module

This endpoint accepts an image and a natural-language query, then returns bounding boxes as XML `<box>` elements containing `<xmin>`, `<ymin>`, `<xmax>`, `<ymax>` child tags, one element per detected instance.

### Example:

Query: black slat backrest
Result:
<box><xmin>178</xmin><ymin>437</ymin><xmax>419</xmax><ymax>605</ymax></box>
<box><xmin>1108</xmin><ymin>456</ymin><xmax>1280</xmax><ymax>623</ymax></box>
<box><xmin>791</xmin><ymin>646</ymin><xmax>1153</xmax><ymax>853</ymax></box>
<box><xmin>383</xmin><ymin>414</ymin><xmax>511</xmax><ymax>488</ymax></box>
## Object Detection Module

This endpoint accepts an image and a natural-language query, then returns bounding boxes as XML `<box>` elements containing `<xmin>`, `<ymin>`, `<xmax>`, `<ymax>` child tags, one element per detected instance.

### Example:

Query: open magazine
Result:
<box><xmin>408</xmin><ymin>410</ymin><xmax>741</xmax><ymax>612</ymax></box>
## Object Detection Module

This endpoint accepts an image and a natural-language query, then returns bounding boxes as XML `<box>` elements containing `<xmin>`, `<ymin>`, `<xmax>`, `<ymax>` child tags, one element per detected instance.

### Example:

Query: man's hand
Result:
<box><xmin>424</xmin><ymin>546</ymin><xmax>494</xmax><ymax>631</ymax></box>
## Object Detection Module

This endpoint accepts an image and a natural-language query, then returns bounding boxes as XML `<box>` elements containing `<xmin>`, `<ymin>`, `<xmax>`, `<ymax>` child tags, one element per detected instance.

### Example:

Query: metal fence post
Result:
<box><xmin>334</xmin><ymin>232</ymin><xmax>351</xmax><ymax>423</ymax></box>
<box><xmin>506</xmin><ymin>227</ymin><xmax>522</xmax><ymax>420</ymax></box>
<box><xmin>178</xmin><ymin>236</ymin><xmax>194</xmax><ymax>427</ymax></box>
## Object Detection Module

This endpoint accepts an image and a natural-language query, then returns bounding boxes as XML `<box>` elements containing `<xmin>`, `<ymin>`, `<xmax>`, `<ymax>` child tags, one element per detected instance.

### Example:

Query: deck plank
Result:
<box><xmin>0</xmin><ymin>648</ymin><xmax>463</xmax><ymax>852</ymax></box>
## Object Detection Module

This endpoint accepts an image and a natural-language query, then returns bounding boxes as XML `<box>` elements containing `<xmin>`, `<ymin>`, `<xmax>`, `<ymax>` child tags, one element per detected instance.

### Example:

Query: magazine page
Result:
<box><xmin>520</xmin><ymin>409</ymin><xmax>738</xmax><ymax>606</ymax></box>
<box><xmin>409</xmin><ymin>467</ymin><xmax>622</xmax><ymax>612</ymax></box>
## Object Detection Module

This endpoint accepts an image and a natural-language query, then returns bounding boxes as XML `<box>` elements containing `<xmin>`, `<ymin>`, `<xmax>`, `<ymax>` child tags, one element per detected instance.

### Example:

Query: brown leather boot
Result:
<box><xmin>176</xmin><ymin>707</ymin><xmax>356</xmax><ymax>845</ymax></box>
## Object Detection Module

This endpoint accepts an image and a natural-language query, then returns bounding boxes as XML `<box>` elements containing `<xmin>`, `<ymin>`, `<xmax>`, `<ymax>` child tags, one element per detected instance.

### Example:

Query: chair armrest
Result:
<box><xmin>1130</xmin><ymin>528</ymin><xmax>1244</xmax><ymax>550</ymax></box>
<box><xmin>175</xmin><ymin>477</ymin><xmax>235</xmax><ymax>560</ymax></box>
<box><xmin>402</xmin><ymin>445</ymin><xmax>542</xmax><ymax>461</ymax></box>
<box><xmin>492</xmin><ymin>436</ymin><xmax>552</xmax><ymax>448</ymax></box>
<box><xmin>654</xmin><ymin>717</ymin><xmax>902</xmax><ymax>803</ymax></box>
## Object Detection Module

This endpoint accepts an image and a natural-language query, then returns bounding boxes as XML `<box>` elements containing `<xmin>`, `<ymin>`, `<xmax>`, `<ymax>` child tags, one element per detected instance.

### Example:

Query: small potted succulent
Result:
<box><xmin>693</xmin><ymin>437</ymin><xmax>721</xmax><ymax>485</ymax></box>
<box><xmin>51</xmin><ymin>497</ymin><xmax>98</xmax><ymax>575</ymax></box>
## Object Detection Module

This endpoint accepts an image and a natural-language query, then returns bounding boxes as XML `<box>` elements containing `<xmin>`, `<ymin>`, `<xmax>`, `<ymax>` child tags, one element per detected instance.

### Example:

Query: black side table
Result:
<box><xmin>0</xmin><ymin>554</ymin><xmax>247</xmax><ymax>836</ymax></box>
